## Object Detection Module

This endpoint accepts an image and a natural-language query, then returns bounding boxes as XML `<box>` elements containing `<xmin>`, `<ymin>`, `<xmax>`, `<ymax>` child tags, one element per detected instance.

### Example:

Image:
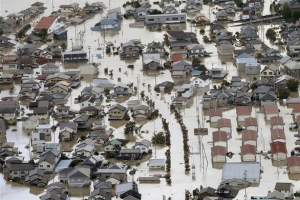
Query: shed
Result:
<box><xmin>212</xmin><ymin>131</ymin><xmax>227</xmax><ymax>148</ymax></box>
<box><xmin>264</xmin><ymin>104</ymin><xmax>279</xmax><ymax>120</ymax></box>
<box><xmin>274</xmin><ymin>182</ymin><xmax>294</xmax><ymax>198</ymax></box>
<box><xmin>138</xmin><ymin>177</ymin><xmax>160</xmax><ymax>183</ymax></box>
<box><xmin>222</xmin><ymin>162</ymin><xmax>260</xmax><ymax>184</ymax></box>
<box><xmin>241</xmin><ymin>130</ymin><xmax>257</xmax><ymax>147</ymax></box>
<box><xmin>211</xmin><ymin>146</ymin><xmax>227</xmax><ymax>163</ymax></box>
<box><xmin>217</xmin><ymin>118</ymin><xmax>232</xmax><ymax>135</ymax></box>
<box><xmin>287</xmin><ymin>156</ymin><xmax>300</xmax><ymax>174</ymax></box>
<box><xmin>271</xmin><ymin>129</ymin><xmax>286</xmax><ymax>142</ymax></box>
<box><xmin>270</xmin><ymin>141</ymin><xmax>287</xmax><ymax>161</ymax></box>
<box><xmin>270</xmin><ymin>116</ymin><xmax>285</xmax><ymax>129</ymax></box>
<box><xmin>244</xmin><ymin>117</ymin><xmax>258</xmax><ymax>131</ymax></box>
<box><xmin>148</xmin><ymin>159</ymin><xmax>165</xmax><ymax>169</ymax></box>
<box><xmin>209</xmin><ymin>108</ymin><xmax>223</xmax><ymax>123</ymax></box>
<box><xmin>236</xmin><ymin>106</ymin><xmax>251</xmax><ymax>122</ymax></box>
<box><xmin>240</xmin><ymin>144</ymin><xmax>256</xmax><ymax>162</ymax></box>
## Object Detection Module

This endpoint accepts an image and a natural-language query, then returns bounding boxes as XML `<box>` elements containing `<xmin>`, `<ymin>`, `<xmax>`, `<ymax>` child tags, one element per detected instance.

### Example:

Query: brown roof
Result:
<box><xmin>236</xmin><ymin>106</ymin><xmax>251</xmax><ymax>116</ymax></box>
<box><xmin>297</xmin><ymin>115</ymin><xmax>300</xmax><ymax>124</ymax></box>
<box><xmin>244</xmin><ymin>117</ymin><xmax>258</xmax><ymax>127</ymax></box>
<box><xmin>270</xmin><ymin>141</ymin><xmax>287</xmax><ymax>153</ymax></box>
<box><xmin>209</xmin><ymin>108</ymin><xmax>222</xmax><ymax>117</ymax></box>
<box><xmin>264</xmin><ymin>104</ymin><xmax>279</xmax><ymax>115</ymax></box>
<box><xmin>240</xmin><ymin>144</ymin><xmax>256</xmax><ymax>155</ymax></box>
<box><xmin>34</xmin><ymin>16</ymin><xmax>56</xmax><ymax>30</ymax></box>
<box><xmin>171</xmin><ymin>55</ymin><xmax>183</xmax><ymax>62</ymax></box>
<box><xmin>2</xmin><ymin>55</ymin><xmax>18</xmax><ymax>64</ymax></box>
<box><xmin>292</xmin><ymin>103</ymin><xmax>300</xmax><ymax>113</ymax></box>
<box><xmin>211</xmin><ymin>146</ymin><xmax>227</xmax><ymax>156</ymax></box>
<box><xmin>287</xmin><ymin>156</ymin><xmax>300</xmax><ymax>167</ymax></box>
<box><xmin>218</xmin><ymin>118</ymin><xmax>231</xmax><ymax>128</ymax></box>
<box><xmin>241</xmin><ymin>130</ymin><xmax>257</xmax><ymax>141</ymax></box>
<box><xmin>270</xmin><ymin>116</ymin><xmax>284</xmax><ymax>126</ymax></box>
<box><xmin>212</xmin><ymin>131</ymin><xmax>227</xmax><ymax>142</ymax></box>
<box><xmin>274</xmin><ymin>182</ymin><xmax>293</xmax><ymax>191</ymax></box>
<box><xmin>271</xmin><ymin>129</ymin><xmax>286</xmax><ymax>141</ymax></box>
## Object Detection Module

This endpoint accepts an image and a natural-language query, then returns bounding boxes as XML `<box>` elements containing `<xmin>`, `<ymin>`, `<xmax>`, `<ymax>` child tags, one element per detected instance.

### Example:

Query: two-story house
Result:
<box><xmin>60</xmin><ymin>3</ymin><xmax>80</xmax><ymax>13</ymax></box>
<box><xmin>133</xmin><ymin>139</ymin><xmax>151</xmax><ymax>154</ymax></box>
<box><xmin>34</xmin><ymin>16</ymin><xmax>65</xmax><ymax>35</ymax></box>
<box><xmin>1</xmin><ymin>55</ymin><xmax>19</xmax><ymax>72</ymax></box>
<box><xmin>120</xmin><ymin>42</ymin><xmax>140</xmax><ymax>60</ymax></box>
<box><xmin>114</xmin><ymin>83</ymin><xmax>132</xmax><ymax>96</ymax></box>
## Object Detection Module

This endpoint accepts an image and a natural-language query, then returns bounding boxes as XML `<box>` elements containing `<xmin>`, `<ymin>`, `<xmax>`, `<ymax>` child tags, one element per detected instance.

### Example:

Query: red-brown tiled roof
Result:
<box><xmin>270</xmin><ymin>141</ymin><xmax>287</xmax><ymax>154</ymax></box>
<box><xmin>264</xmin><ymin>104</ymin><xmax>279</xmax><ymax>115</ymax></box>
<box><xmin>212</xmin><ymin>131</ymin><xmax>227</xmax><ymax>142</ymax></box>
<box><xmin>241</xmin><ymin>130</ymin><xmax>258</xmax><ymax>141</ymax></box>
<box><xmin>297</xmin><ymin>115</ymin><xmax>300</xmax><ymax>124</ymax></box>
<box><xmin>170</xmin><ymin>55</ymin><xmax>183</xmax><ymax>62</ymax></box>
<box><xmin>271</xmin><ymin>129</ymin><xmax>286</xmax><ymax>141</ymax></box>
<box><xmin>292</xmin><ymin>103</ymin><xmax>300</xmax><ymax>113</ymax></box>
<box><xmin>270</xmin><ymin>116</ymin><xmax>284</xmax><ymax>126</ymax></box>
<box><xmin>211</xmin><ymin>146</ymin><xmax>227</xmax><ymax>156</ymax></box>
<box><xmin>2</xmin><ymin>55</ymin><xmax>18</xmax><ymax>64</ymax></box>
<box><xmin>241</xmin><ymin>144</ymin><xmax>256</xmax><ymax>155</ymax></box>
<box><xmin>218</xmin><ymin>118</ymin><xmax>231</xmax><ymax>128</ymax></box>
<box><xmin>236</xmin><ymin>106</ymin><xmax>251</xmax><ymax>116</ymax></box>
<box><xmin>287</xmin><ymin>156</ymin><xmax>300</xmax><ymax>167</ymax></box>
<box><xmin>244</xmin><ymin>117</ymin><xmax>258</xmax><ymax>127</ymax></box>
<box><xmin>209</xmin><ymin>107</ymin><xmax>222</xmax><ymax>117</ymax></box>
<box><xmin>34</xmin><ymin>16</ymin><xmax>56</xmax><ymax>30</ymax></box>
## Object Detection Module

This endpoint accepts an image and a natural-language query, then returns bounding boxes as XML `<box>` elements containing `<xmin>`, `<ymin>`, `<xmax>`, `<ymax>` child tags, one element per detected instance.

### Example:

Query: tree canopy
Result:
<box><xmin>287</xmin><ymin>79</ymin><xmax>299</xmax><ymax>92</ymax></box>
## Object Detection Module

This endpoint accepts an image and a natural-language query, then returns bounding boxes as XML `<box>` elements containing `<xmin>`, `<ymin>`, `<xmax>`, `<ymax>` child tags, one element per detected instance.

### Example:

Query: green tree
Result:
<box><xmin>266</xmin><ymin>28</ymin><xmax>276</xmax><ymax>42</ymax></box>
<box><xmin>281</xmin><ymin>3</ymin><xmax>292</xmax><ymax>21</ymax></box>
<box><xmin>287</xmin><ymin>79</ymin><xmax>299</xmax><ymax>92</ymax></box>
<box><xmin>278</xmin><ymin>89</ymin><xmax>290</xmax><ymax>99</ymax></box>
<box><xmin>124</xmin><ymin>121</ymin><xmax>137</xmax><ymax>134</ymax></box>
<box><xmin>151</xmin><ymin>132</ymin><xmax>166</xmax><ymax>144</ymax></box>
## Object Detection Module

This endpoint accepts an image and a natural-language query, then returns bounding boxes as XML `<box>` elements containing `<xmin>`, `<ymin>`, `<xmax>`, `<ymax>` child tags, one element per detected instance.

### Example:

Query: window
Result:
<box><xmin>20</xmin><ymin>171</ymin><xmax>25</xmax><ymax>174</ymax></box>
<box><xmin>39</xmin><ymin>165</ymin><xmax>43</xmax><ymax>167</ymax></box>
<box><xmin>269</xmin><ymin>72</ymin><xmax>272</xmax><ymax>75</ymax></box>
<box><xmin>263</xmin><ymin>72</ymin><xmax>267</xmax><ymax>75</ymax></box>
<box><xmin>47</xmin><ymin>165</ymin><xmax>50</xmax><ymax>167</ymax></box>
<box><xmin>172</xmin><ymin>18</ymin><xmax>178</xmax><ymax>20</ymax></box>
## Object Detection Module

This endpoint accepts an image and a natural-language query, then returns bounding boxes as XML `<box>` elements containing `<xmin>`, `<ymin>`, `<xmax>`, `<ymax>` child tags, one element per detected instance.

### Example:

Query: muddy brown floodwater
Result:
<box><xmin>0</xmin><ymin>0</ymin><xmax>299</xmax><ymax>199</ymax></box>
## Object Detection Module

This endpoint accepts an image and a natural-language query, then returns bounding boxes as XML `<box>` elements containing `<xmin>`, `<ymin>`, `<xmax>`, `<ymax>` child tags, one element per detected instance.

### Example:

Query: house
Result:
<box><xmin>41</xmin><ymin>62</ymin><xmax>60</xmax><ymax>74</ymax></box>
<box><xmin>145</xmin><ymin>13</ymin><xmax>186</xmax><ymax>25</ymax></box>
<box><xmin>31</xmin><ymin>132</ymin><xmax>46</xmax><ymax>150</ymax></box>
<box><xmin>1</xmin><ymin>55</ymin><xmax>19</xmax><ymax>72</ymax></box>
<box><xmin>211</xmin><ymin>146</ymin><xmax>227</xmax><ymax>163</ymax></box>
<box><xmin>198</xmin><ymin>187</ymin><xmax>217</xmax><ymax>200</ymax></box>
<box><xmin>120</xmin><ymin>190</ymin><xmax>141</xmax><ymax>200</ymax></box>
<box><xmin>88</xmin><ymin>128</ymin><xmax>113</xmax><ymax>145</ymax></box>
<box><xmin>78</xmin><ymin>95</ymin><xmax>101</xmax><ymax>109</ymax></box>
<box><xmin>264</xmin><ymin>104</ymin><xmax>279</xmax><ymax>120</ymax></box>
<box><xmin>0</xmin><ymin>119</ymin><xmax>7</xmax><ymax>144</ymax></box>
<box><xmin>215</xmin><ymin>184</ymin><xmax>239</xmax><ymax>199</ymax></box>
<box><xmin>104</xmin><ymin>139</ymin><xmax>122</xmax><ymax>153</ymax></box>
<box><xmin>142</xmin><ymin>53</ymin><xmax>161</xmax><ymax>70</ymax></box>
<box><xmin>235</xmin><ymin>53</ymin><xmax>258</xmax><ymax>72</ymax></box>
<box><xmin>118</xmin><ymin>149</ymin><xmax>141</xmax><ymax>160</ymax></box>
<box><xmin>91</xmin><ymin>18</ymin><xmax>120</xmax><ymax>31</ymax></box>
<box><xmin>193</xmin><ymin>13</ymin><xmax>210</xmax><ymax>25</ymax></box>
<box><xmin>275</xmin><ymin>75</ymin><xmax>295</xmax><ymax>90</ymax></box>
<box><xmin>217</xmin><ymin>118</ymin><xmax>232</xmax><ymax>135</ymax></box>
<box><xmin>19</xmin><ymin>57</ymin><xmax>34</xmax><ymax>69</ymax></box>
<box><xmin>34</xmin><ymin>16</ymin><xmax>64</xmax><ymax>35</ymax></box>
<box><xmin>282</xmin><ymin>61</ymin><xmax>300</xmax><ymax>77</ymax></box>
<box><xmin>245</xmin><ymin>62</ymin><xmax>261</xmax><ymax>75</ymax></box>
<box><xmin>59</xmin><ymin>3</ymin><xmax>80</xmax><ymax>13</ymax></box>
<box><xmin>82</xmin><ymin>155</ymin><xmax>102</xmax><ymax>172</ymax></box>
<box><xmin>171</xmin><ymin>60</ymin><xmax>192</xmax><ymax>77</ymax></box>
<box><xmin>22</xmin><ymin>115</ymin><xmax>39</xmax><ymax>129</ymax></box>
<box><xmin>73</xmin><ymin>114</ymin><xmax>92</xmax><ymax>130</ymax></box>
<box><xmin>287</xmin><ymin>156</ymin><xmax>300</xmax><ymax>173</ymax></box>
<box><xmin>266</xmin><ymin>191</ymin><xmax>285</xmax><ymax>200</ymax></box>
<box><xmin>25</xmin><ymin>168</ymin><xmax>48</xmax><ymax>187</ymax></box>
<box><xmin>95</xmin><ymin>163</ymin><xmax>128</xmax><ymax>181</ymax></box>
<box><xmin>176</xmin><ymin>82</ymin><xmax>194</xmax><ymax>98</ymax></box>
<box><xmin>67</xmin><ymin>167</ymin><xmax>90</xmax><ymax>187</ymax></box>
<box><xmin>292</xmin><ymin>104</ymin><xmax>300</xmax><ymax>119</ymax></box>
<box><xmin>0</xmin><ymin>18</ymin><xmax>17</xmax><ymax>33</ymax></box>
<box><xmin>270</xmin><ymin>116</ymin><xmax>285</xmax><ymax>130</ymax></box>
<box><xmin>75</xmin><ymin>143</ymin><xmax>95</xmax><ymax>158</ymax></box>
<box><xmin>148</xmin><ymin>159</ymin><xmax>165</xmax><ymax>169</ymax></box>
<box><xmin>233</xmin><ymin>49</ymin><xmax>255</xmax><ymax>58</ymax></box>
<box><xmin>186</xmin><ymin>44</ymin><xmax>205</xmax><ymax>58</ymax></box>
<box><xmin>171</xmin><ymin>96</ymin><xmax>189</xmax><ymax>106</ymax></box>
<box><xmin>107</xmin><ymin>7</ymin><xmax>122</xmax><ymax>20</ymax></box>
<box><xmin>215</xmin><ymin>10</ymin><xmax>228</xmax><ymax>21</ymax></box>
<box><xmin>271</xmin><ymin>129</ymin><xmax>286</xmax><ymax>143</ymax></box>
<box><xmin>146</xmin><ymin>41</ymin><xmax>166</xmax><ymax>57</ymax></box>
<box><xmin>53</xmin><ymin>28</ymin><xmax>68</xmax><ymax>40</ymax></box>
<box><xmin>242</xmin><ymin>130</ymin><xmax>257</xmax><ymax>146</ymax></box>
<box><xmin>45</xmin><ymin>73</ymin><xmax>70</xmax><ymax>87</ymax></box>
<box><xmin>217</xmin><ymin>41</ymin><xmax>234</xmax><ymax>56</ymax></box>
<box><xmin>80</xmin><ymin>106</ymin><xmax>100</xmax><ymax>116</ymax></box>
<box><xmin>241</xmin><ymin>144</ymin><xmax>256</xmax><ymax>162</ymax></box>
<box><xmin>133</xmin><ymin>105</ymin><xmax>152</xmax><ymax>119</ymax></box>
<box><xmin>191</xmin><ymin>75</ymin><xmax>210</xmax><ymax>88</ymax></box>
<box><xmin>208</xmin><ymin>68</ymin><xmax>228</xmax><ymax>79</ymax></box>
<box><xmin>0</xmin><ymin>74</ymin><xmax>14</xmax><ymax>84</ymax></box>
<box><xmin>59</xmin><ymin>127</ymin><xmax>76</xmax><ymax>141</ymax></box>
<box><xmin>120</xmin><ymin>42</ymin><xmax>140</xmax><ymax>60</ymax></box>
<box><xmin>244</xmin><ymin>117</ymin><xmax>258</xmax><ymax>131</ymax></box>
<box><xmin>212</xmin><ymin>131</ymin><xmax>227</xmax><ymax>148</ymax></box>
<box><xmin>33</xmin><ymin>107</ymin><xmax>49</xmax><ymax>120</ymax></box>
<box><xmin>89</xmin><ymin>188</ymin><xmax>112</xmax><ymax>200</ymax></box>
<box><xmin>114</xmin><ymin>83</ymin><xmax>132</xmax><ymax>96</ymax></box>
<box><xmin>209</xmin><ymin>108</ymin><xmax>222</xmax><ymax>123</ymax></box>
<box><xmin>0</xmin><ymin>100</ymin><xmax>20</xmax><ymax>120</ymax></box>
<box><xmin>108</xmin><ymin>104</ymin><xmax>127</xmax><ymax>120</ymax></box>
<box><xmin>222</xmin><ymin>162</ymin><xmax>260</xmax><ymax>184</ymax></box>
<box><xmin>93</xmin><ymin>180</ymin><xmax>112</xmax><ymax>193</ymax></box>
<box><xmin>259</xmin><ymin>92</ymin><xmax>277</xmax><ymax>106</ymax></box>
<box><xmin>133</xmin><ymin>139</ymin><xmax>151</xmax><ymax>154</ymax></box>
<box><xmin>37</xmin><ymin>154</ymin><xmax>58</xmax><ymax>173</ymax></box>
<box><xmin>270</xmin><ymin>141</ymin><xmax>287</xmax><ymax>161</ymax></box>
<box><xmin>163</xmin><ymin>5</ymin><xmax>178</xmax><ymax>14</ymax></box>
<box><xmin>8</xmin><ymin>163</ymin><xmax>34</xmax><ymax>179</ymax></box>
<box><xmin>236</xmin><ymin>106</ymin><xmax>252</xmax><ymax>122</ymax></box>
<box><xmin>36</xmin><ymin>124</ymin><xmax>52</xmax><ymax>136</ymax></box>
<box><xmin>116</xmin><ymin>181</ymin><xmax>138</xmax><ymax>197</ymax></box>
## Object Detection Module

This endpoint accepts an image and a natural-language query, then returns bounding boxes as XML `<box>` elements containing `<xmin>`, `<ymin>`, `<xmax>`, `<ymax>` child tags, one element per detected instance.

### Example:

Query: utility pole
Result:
<box><xmin>196</xmin><ymin>96</ymin><xmax>202</xmax><ymax>171</ymax></box>
<box><xmin>52</xmin><ymin>0</ymin><xmax>54</xmax><ymax>13</ymax></box>
<box><xmin>75</xmin><ymin>25</ymin><xmax>77</xmax><ymax>45</ymax></box>
<box><xmin>88</xmin><ymin>46</ymin><xmax>91</xmax><ymax>63</ymax></box>
<box><xmin>137</xmin><ymin>75</ymin><xmax>140</xmax><ymax>100</ymax></box>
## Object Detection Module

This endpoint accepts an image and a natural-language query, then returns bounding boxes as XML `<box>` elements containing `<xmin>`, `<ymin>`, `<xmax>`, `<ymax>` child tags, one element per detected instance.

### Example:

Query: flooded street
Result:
<box><xmin>0</xmin><ymin>0</ymin><xmax>299</xmax><ymax>199</ymax></box>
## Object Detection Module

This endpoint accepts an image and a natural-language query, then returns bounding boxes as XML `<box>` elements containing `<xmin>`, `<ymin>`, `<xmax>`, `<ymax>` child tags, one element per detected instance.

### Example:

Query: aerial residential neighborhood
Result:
<box><xmin>1</xmin><ymin>0</ymin><xmax>300</xmax><ymax>200</ymax></box>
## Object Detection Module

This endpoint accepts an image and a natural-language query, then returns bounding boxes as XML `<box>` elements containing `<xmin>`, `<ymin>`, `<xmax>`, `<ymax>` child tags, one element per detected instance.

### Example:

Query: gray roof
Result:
<box><xmin>222</xmin><ymin>162</ymin><xmax>260</xmax><ymax>181</ymax></box>
<box><xmin>274</xmin><ymin>182</ymin><xmax>293</xmax><ymax>191</ymax></box>
<box><xmin>109</xmin><ymin>104</ymin><xmax>126</xmax><ymax>111</ymax></box>
<box><xmin>148</xmin><ymin>159</ymin><xmax>165</xmax><ymax>167</ymax></box>
<box><xmin>135</xmin><ymin>139</ymin><xmax>151</xmax><ymax>147</ymax></box>
<box><xmin>93</xmin><ymin>180</ymin><xmax>112</xmax><ymax>190</ymax></box>
<box><xmin>38</xmin><ymin>154</ymin><xmax>56</xmax><ymax>165</ymax></box>
<box><xmin>10</xmin><ymin>163</ymin><xmax>34</xmax><ymax>171</ymax></box>
<box><xmin>67</xmin><ymin>167</ymin><xmax>90</xmax><ymax>178</ymax></box>
<box><xmin>60</xmin><ymin>122</ymin><xmax>78</xmax><ymax>130</ymax></box>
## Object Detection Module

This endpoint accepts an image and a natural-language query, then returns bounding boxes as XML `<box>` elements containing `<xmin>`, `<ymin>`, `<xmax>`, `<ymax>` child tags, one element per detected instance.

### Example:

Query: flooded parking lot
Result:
<box><xmin>0</xmin><ymin>0</ymin><xmax>299</xmax><ymax>199</ymax></box>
